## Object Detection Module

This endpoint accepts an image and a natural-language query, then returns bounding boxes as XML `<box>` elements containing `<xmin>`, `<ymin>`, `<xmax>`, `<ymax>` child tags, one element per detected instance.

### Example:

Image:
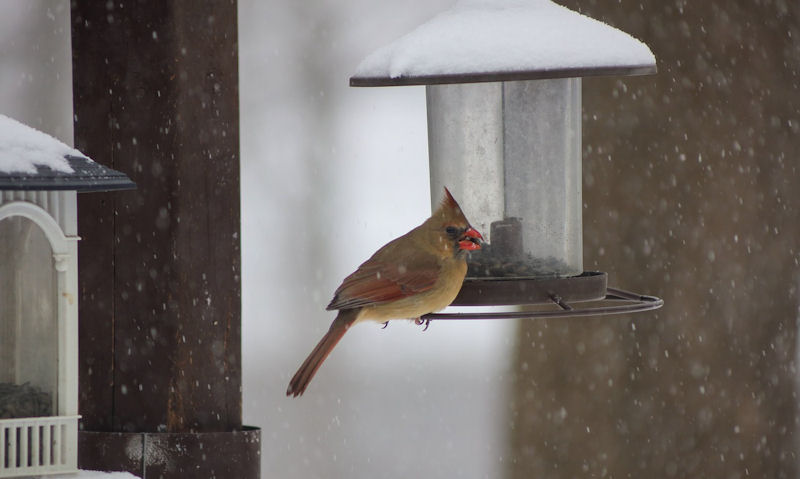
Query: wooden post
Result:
<box><xmin>72</xmin><ymin>1</ymin><xmax>259</xmax><ymax>476</ymax></box>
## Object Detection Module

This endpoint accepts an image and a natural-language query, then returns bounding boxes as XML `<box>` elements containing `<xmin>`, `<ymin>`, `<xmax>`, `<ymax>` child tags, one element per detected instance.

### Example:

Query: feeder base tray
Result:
<box><xmin>425</xmin><ymin>271</ymin><xmax>662</xmax><ymax>320</ymax></box>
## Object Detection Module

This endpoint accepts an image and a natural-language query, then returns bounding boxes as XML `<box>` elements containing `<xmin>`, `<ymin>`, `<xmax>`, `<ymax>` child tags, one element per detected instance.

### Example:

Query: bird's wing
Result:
<box><xmin>326</xmin><ymin>245</ymin><xmax>441</xmax><ymax>311</ymax></box>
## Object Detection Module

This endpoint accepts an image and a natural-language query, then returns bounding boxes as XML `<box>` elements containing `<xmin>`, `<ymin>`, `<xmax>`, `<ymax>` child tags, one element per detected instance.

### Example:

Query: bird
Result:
<box><xmin>286</xmin><ymin>187</ymin><xmax>483</xmax><ymax>397</ymax></box>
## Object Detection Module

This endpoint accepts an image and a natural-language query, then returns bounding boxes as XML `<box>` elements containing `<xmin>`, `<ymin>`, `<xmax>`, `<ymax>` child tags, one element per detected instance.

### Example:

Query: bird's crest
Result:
<box><xmin>440</xmin><ymin>186</ymin><xmax>463</xmax><ymax>212</ymax></box>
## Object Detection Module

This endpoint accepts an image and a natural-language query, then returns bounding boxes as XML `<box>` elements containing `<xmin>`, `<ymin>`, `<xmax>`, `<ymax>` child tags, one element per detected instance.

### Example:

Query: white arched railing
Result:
<box><xmin>0</xmin><ymin>199</ymin><xmax>80</xmax><ymax>477</ymax></box>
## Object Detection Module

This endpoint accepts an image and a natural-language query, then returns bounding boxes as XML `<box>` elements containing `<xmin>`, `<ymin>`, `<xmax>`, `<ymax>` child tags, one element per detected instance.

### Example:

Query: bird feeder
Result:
<box><xmin>350</xmin><ymin>0</ymin><xmax>662</xmax><ymax>318</ymax></box>
<box><xmin>0</xmin><ymin>115</ymin><xmax>134</xmax><ymax>477</ymax></box>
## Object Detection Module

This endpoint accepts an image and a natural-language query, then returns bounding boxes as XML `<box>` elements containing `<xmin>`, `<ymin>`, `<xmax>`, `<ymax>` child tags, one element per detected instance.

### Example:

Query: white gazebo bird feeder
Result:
<box><xmin>351</xmin><ymin>0</ymin><xmax>663</xmax><ymax>318</ymax></box>
<box><xmin>0</xmin><ymin>114</ymin><xmax>134</xmax><ymax>477</ymax></box>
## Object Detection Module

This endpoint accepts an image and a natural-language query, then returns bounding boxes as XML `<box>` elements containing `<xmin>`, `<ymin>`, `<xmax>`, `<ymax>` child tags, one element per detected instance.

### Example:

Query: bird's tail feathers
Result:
<box><xmin>286</xmin><ymin>309</ymin><xmax>359</xmax><ymax>397</ymax></box>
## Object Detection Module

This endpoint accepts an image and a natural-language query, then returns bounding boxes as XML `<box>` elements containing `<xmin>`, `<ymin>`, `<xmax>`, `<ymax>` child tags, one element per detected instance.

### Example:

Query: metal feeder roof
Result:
<box><xmin>0</xmin><ymin>155</ymin><xmax>135</xmax><ymax>192</ymax></box>
<box><xmin>0</xmin><ymin>114</ymin><xmax>135</xmax><ymax>192</ymax></box>
<box><xmin>350</xmin><ymin>0</ymin><xmax>657</xmax><ymax>87</ymax></box>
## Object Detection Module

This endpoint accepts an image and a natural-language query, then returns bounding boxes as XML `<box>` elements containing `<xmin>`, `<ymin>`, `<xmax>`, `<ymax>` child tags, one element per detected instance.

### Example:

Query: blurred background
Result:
<box><xmin>1</xmin><ymin>1</ymin><xmax>798</xmax><ymax>478</ymax></box>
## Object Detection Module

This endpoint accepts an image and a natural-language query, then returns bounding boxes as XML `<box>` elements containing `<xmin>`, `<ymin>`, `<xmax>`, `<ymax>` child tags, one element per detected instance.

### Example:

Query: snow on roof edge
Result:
<box><xmin>351</xmin><ymin>0</ymin><xmax>656</xmax><ymax>83</ymax></box>
<box><xmin>0</xmin><ymin>114</ymin><xmax>87</xmax><ymax>175</ymax></box>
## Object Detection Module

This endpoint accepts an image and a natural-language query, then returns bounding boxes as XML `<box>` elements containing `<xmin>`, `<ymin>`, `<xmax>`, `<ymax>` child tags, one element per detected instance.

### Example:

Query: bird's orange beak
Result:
<box><xmin>458</xmin><ymin>227</ymin><xmax>483</xmax><ymax>251</ymax></box>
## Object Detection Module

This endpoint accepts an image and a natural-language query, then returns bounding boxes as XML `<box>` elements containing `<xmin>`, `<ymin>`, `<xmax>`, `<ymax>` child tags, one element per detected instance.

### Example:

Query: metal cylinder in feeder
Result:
<box><xmin>427</xmin><ymin>78</ymin><xmax>583</xmax><ymax>279</ymax></box>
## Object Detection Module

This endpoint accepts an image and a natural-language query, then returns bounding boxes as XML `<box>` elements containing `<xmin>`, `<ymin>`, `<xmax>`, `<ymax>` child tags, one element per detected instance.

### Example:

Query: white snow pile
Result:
<box><xmin>39</xmin><ymin>471</ymin><xmax>140</xmax><ymax>479</ymax></box>
<box><xmin>353</xmin><ymin>0</ymin><xmax>656</xmax><ymax>80</ymax></box>
<box><xmin>0</xmin><ymin>114</ymin><xmax>84</xmax><ymax>174</ymax></box>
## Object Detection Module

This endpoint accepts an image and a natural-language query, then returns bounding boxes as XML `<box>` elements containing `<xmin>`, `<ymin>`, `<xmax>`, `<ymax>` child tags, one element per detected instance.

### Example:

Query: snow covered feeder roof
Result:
<box><xmin>350</xmin><ymin>0</ymin><xmax>656</xmax><ymax>87</ymax></box>
<box><xmin>0</xmin><ymin>114</ymin><xmax>135</xmax><ymax>191</ymax></box>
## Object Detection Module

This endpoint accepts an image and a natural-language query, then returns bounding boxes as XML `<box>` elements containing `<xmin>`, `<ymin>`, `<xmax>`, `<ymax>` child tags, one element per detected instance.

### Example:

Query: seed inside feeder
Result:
<box><xmin>0</xmin><ymin>382</ymin><xmax>53</xmax><ymax>418</ymax></box>
<box><xmin>467</xmin><ymin>217</ymin><xmax>571</xmax><ymax>278</ymax></box>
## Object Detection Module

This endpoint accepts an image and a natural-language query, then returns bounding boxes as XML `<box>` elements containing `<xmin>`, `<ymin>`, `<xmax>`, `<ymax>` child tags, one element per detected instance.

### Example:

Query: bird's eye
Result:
<box><xmin>445</xmin><ymin>226</ymin><xmax>459</xmax><ymax>237</ymax></box>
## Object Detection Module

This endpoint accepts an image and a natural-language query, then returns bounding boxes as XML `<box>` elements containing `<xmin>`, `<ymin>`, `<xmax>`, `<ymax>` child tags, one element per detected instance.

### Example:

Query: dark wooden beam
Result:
<box><xmin>73</xmin><ymin>0</ymin><xmax>242</xmax><ymax>436</ymax></box>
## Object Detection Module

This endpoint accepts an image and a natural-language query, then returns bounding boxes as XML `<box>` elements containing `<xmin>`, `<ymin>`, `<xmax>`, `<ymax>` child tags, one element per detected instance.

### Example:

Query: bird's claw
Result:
<box><xmin>414</xmin><ymin>317</ymin><xmax>431</xmax><ymax>331</ymax></box>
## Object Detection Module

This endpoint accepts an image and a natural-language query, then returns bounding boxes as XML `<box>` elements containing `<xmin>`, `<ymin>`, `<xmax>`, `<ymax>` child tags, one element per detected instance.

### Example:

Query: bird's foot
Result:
<box><xmin>414</xmin><ymin>317</ymin><xmax>431</xmax><ymax>332</ymax></box>
<box><xmin>381</xmin><ymin>321</ymin><xmax>389</xmax><ymax>329</ymax></box>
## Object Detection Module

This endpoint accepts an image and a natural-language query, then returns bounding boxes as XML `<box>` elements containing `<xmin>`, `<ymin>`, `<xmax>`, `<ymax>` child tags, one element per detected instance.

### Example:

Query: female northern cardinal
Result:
<box><xmin>286</xmin><ymin>188</ymin><xmax>482</xmax><ymax>397</ymax></box>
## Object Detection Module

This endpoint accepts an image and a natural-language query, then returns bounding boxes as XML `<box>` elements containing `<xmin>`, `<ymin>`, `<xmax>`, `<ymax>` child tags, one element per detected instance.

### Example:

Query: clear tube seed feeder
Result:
<box><xmin>350</xmin><ymin>0</ymin><xmax>663</xmax><ymax>317</ymax></box>
<box><xmin>427</xmin><ymin>79</ymin><xmax>582</xmax><ymax>279</ymax></box>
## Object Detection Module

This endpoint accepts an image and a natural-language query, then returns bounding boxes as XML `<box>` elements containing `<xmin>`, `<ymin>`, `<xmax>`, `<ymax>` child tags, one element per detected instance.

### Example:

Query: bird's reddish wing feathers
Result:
<box><xmin>326</xmin><ymin>249</ymin><xmax>440</xmax><ymax>311</ymax></box>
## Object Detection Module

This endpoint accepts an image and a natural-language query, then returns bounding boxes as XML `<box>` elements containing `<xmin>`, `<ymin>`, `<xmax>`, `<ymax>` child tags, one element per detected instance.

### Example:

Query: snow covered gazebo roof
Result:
<box><xmin>0</xmin><ymin>114</ymin><xmax>134</xmax><ymax>191</ymax></box>
<box><xmin>350</xmin><ymin>0</ymin><xmax>656</xmax><ymax>86</ymax></box>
